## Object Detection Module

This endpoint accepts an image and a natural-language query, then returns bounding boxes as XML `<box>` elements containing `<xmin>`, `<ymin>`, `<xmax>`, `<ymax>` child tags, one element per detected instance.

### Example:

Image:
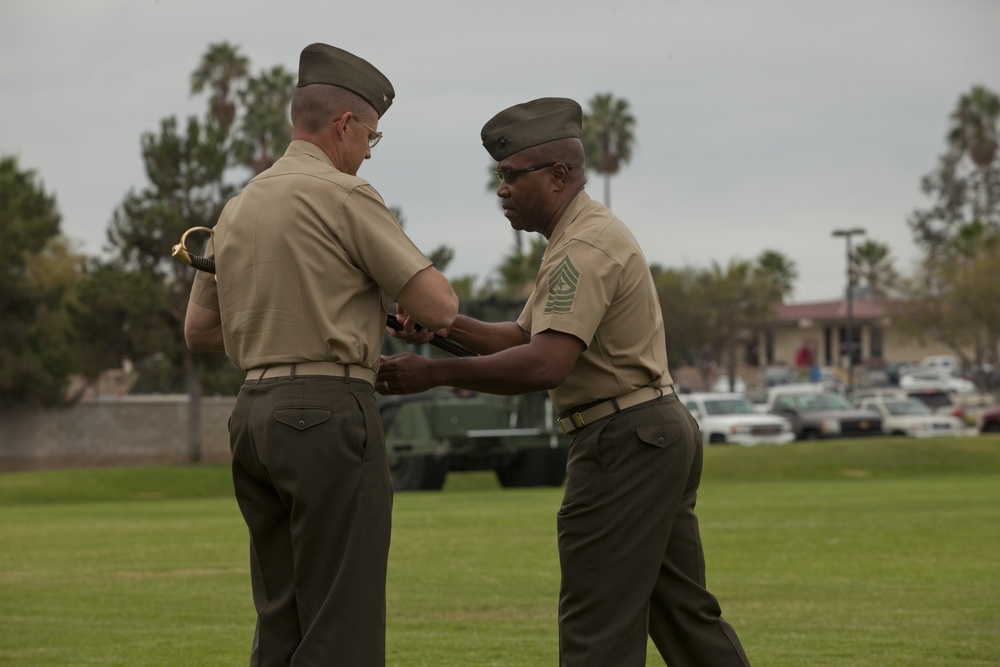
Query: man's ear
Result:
<box><xmin>551</xmin><ymin>162</ymin><xmax>571</xmax><ymax>190</ymax></box>
<box><xmin>332</xmin><ymin>112</ymin><xmax>352</xmax><ymax>140</ymax></box>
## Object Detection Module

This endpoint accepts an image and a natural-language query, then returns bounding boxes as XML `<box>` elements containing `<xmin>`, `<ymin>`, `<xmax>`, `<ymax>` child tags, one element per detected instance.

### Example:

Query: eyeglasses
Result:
<box><xmin>353</xmin><ymin>117</ymin><xmax>383</xmax><ymax>148</ymax></box>
<box><xmin>494</xmin><ymin>163</ymin><xmax>572</xmax><ymax>184</ymax></box>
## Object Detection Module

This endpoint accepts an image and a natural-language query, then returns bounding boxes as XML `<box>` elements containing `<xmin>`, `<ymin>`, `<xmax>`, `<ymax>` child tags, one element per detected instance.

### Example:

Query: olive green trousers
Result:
<box><xmin>229</xmin><ymin>375</ymin><xmax>391</xmax><ymax>667</ymax></box>
<box><xmin>557</xmin><ymin>395</ymin><xmax>752</xmax><ymax>666</ymax></box>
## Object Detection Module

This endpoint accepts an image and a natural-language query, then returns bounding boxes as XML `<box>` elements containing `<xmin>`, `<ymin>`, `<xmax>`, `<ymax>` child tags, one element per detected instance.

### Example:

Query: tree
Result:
<box><xmin>0</xmin><ymin>157</ymin><xmax>81</xmax><ymax>407</ymax></box>
<box><xmin>948</xmin><ymin>85</ymin><xmax>999</xmax><ymax>168</ymax></box>
<box><xmin>581</xmin><ymin>93</ymin><xmax>636</xmax><ymax>209</ymax></box>
<box><xmin>897</xmin><ymin>86</ymin><xmax>1000</xmax><ymax>395</ymax></box>
<box><xmin>68</xmin><ymin>260</ymin><xmax>176</xmax><ymax>389</ymax></box>
<box><xmin>492</xmin><ymin>236</ymin><xmax>547</xmax><ymax>297</ymax></box>
<box><xmin>652</xmin><ymin>265</ymin><xmax>713</xmax><ymax>379</ymax></box>
<box><xmin>72</xmin><ymin>43</ymin><xmax>292</xmax><ymax>460</ymax></box>
<box><xmin>700</xmin><ymin>260</ymin><xmax>782</xmax><ymax>390</ymax></box>
<box><xmin>909</xmin><ymin>86</ymin><xmax>1000</xmax><ymax>250</ymax></box>
<box><xmin>892</xmin><ymin>231</ymin><xmax>1000</xmax><ymax>395</ymax></box>
<box><xmin>753</xmin><ymin>249</ymin><xmax>798</xmax><ymax>301</ymax></box>
<box><xmin>234</xmin><ymin>65</ymin><xmax>295</xmax><ymax>174</ymax></box>
<box><xmin>850</xmin><ymin>239</ymin><xmax>896</xmax><ymax>298</ymax></box>
<box><xmin>190</xmin><ymin>42</ymin><xmax>249</xmax><ymax>135</ymax></box>
<box><xmin>73</xmin><ymin>113</ymin><xmax>235</xmax><ymax>460</ymax></box>
<box><xmin>654</xmin><ymin>257</ymin><xmax>786</xmax><ymax>391</ymax></box>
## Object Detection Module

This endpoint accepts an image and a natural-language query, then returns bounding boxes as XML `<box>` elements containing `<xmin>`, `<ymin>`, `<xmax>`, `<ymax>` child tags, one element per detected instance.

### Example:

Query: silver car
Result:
<box><xmin>855</xmin><ymin>396</ymin><xmax>967</xmax><ymax>438</ymax></box>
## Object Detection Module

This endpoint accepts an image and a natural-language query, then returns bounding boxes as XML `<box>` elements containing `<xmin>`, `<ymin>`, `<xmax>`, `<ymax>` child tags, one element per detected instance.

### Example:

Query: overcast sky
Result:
<box><xmin>2</xmin><ymin>0</ymin><xmax>998</xmax><ymax>303</ymax></box>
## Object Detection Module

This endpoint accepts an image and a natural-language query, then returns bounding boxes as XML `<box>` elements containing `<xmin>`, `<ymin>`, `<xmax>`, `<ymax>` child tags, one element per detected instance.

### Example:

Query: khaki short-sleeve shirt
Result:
<box><xmin>189</xmin><ymin>140</ymin><xmax>431</xmax><ymax>371</ymax></box>
<box><xmin>517</xmin><ymin>191</ymin><xmax>673</xmax><ymax>412</ymax></box>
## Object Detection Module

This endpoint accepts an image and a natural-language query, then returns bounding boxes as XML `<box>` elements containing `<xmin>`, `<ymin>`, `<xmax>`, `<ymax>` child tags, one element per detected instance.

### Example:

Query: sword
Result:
<box><xmin>172</xmin><ymin>227</ymin><xmax>475</xmax><ymax>357</ymax></box>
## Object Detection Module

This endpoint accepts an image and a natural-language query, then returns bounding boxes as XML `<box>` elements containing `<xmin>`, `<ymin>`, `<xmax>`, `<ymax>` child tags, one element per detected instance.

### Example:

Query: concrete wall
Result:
<box><xmin>0</xmin><ymin>395</ymin><xmax>237</xmax><ymax>472</ymax></box>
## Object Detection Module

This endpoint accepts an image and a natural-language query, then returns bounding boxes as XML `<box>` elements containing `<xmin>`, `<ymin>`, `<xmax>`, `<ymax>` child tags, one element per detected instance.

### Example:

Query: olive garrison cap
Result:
<box><xmin>297</xmin><ymin>43</ymin><xmax>395</xmax><ymax>118</ymax></box>
<box><xmin>481</xmin><ymin>97</ymin><xmax>582</xmax><ymax>161</ymax></box>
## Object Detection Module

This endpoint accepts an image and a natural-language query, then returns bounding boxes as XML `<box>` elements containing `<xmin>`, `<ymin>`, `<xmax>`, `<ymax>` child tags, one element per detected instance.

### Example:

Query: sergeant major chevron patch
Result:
<box><xmin>544</xmin><ymin>256</ymin><xmax>580</xmax><ymax>314</ymax></box>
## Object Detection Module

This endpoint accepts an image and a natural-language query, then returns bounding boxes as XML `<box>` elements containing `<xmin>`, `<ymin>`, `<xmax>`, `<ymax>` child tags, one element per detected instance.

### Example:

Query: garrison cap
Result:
<box><xmin>481</xmin><ymin>97</ymin><xmax>583</xmax><ymax>161</ymax></box>
<box><xmin>297</xmin><ymin>43</ymin><xmax>395</xmax><ymax>118</ymax></box>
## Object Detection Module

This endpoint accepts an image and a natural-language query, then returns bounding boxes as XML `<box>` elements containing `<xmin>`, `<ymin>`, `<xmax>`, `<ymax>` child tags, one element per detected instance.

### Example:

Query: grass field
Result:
<box><xmin>2</xmin><ymin>436</ymin><xmax>999</xmax><ymax>666</ymax></box>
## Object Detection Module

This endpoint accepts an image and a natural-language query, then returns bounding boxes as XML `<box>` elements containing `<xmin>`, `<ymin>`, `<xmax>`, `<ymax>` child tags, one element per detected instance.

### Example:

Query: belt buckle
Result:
<box><xmin>560</xmin><ymin>412</ymin><xmax>586</xmax><ymax>435</ymax></box>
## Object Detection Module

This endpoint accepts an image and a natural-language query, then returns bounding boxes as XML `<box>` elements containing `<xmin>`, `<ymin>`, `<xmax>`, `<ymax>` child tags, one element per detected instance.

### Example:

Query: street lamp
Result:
<box><xmin>832</xmin><ymin>227</ymin><xmax>866</xmax><ymax>390</ymax></box>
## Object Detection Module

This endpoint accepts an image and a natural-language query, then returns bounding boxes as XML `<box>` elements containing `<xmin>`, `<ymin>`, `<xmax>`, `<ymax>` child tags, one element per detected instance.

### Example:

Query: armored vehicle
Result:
<box><xmin>379</xmin><ymin>296</ymin><xmax>571</xmax><ymax>491</ymax></box>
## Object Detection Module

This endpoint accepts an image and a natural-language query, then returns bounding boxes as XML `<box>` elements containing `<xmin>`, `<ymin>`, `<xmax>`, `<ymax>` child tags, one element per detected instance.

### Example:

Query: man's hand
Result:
<box><xmin>385</xmin><ymin>304</ymin><xmax>438</xmax><ymax>346</ymax></box>
<box><xmin>377</xmin><ymin>353</ymin><xmax>432</xmax><ymax>394</ymax></box>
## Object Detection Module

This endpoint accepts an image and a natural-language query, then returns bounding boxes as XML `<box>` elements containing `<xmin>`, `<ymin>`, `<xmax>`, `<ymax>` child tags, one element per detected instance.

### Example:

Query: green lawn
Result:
<box><xmin>1</xmin><ymin>437</ymin><xmax>998</xmax><ymax>666</ymax></box>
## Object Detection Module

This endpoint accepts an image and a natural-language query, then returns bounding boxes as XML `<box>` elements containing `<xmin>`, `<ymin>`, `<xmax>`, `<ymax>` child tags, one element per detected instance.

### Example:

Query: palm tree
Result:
<box><xmin>850</xmin><ymin>240</ymin><xmax>897</xmax><ymax>298</ymax></box>
<box><xmin>947</xmin><ymin>85</ymin><xmax>1000</xmax><ymax>167</ymax></box>
<box><xmin>496</xmin><ymin>237</ymin><xmax>547</xmax><ymax>297</ymax></box>
<box><xmin>909</xmin><ymin>86</ymin><xmax>1000</xmax><ymax>251</ymax></box>
<box><xmin>190</xmin><ymin>42</ymin><xmax>249</xmax><ymax>135</ymax></box>
<box><xmin>581</xmin><ymin>93</ymin><xmax>636</xmax><ymax>208</ymax></box>
<box><xmin>753</xmin><ymin>249</ymin><xmax>797</xmax><ymax>301</ymax></box>
<box><xmin>235</xmin><ymin>65</ymin><xmax>295</xmax><ymax>175</ymax></box>
<box><xmin>699</xmin><ymin>260</ymin><xmax>777</xmax><ymax>391</ymax></box>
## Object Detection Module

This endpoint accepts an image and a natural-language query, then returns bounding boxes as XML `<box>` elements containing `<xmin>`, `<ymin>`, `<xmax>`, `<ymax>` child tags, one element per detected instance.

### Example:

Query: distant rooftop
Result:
<box><xmin>773</xmin><ymin>298</ymin><xmax>886</xmax><ymax>323</ymax></box>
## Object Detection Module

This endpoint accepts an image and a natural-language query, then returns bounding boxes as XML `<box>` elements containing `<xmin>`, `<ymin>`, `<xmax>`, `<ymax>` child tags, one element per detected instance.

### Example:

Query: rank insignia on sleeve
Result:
<box><xmin>544</xmin><ymin>256</ymin><xmax>580</xmax><ymax>314</ymax></box>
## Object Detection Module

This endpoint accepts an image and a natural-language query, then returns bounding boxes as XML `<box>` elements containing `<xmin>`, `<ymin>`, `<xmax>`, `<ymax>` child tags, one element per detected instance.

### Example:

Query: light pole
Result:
<box><xmin>832</xmin><ymin>227</ymin><xmax>866</xmax><ymax>390</ymax></box>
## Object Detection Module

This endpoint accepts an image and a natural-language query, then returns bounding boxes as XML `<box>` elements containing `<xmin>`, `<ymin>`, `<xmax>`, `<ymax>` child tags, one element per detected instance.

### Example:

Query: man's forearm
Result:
<box><xmin>184</xmin><ymin>300</ymin><xmax>225</xmax><ymax>353</ymax></box>
<box><xmin>446</xmin><ymin>315</ymin><xmax>529</xmax><ymax>356</ymax></box>
<box><xmin>187</xmin><ymin>324</ymin><xmax>225</xmax><ymax>353</ymax></box>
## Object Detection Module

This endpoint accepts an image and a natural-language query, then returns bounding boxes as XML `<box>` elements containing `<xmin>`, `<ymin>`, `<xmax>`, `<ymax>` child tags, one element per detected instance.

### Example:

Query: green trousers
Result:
<box><xmin>229</xmin><ymin>375</ymin><xmax>391</xmax><ymax>667</ymax></box>
<box><xmin>557</xmin><ymin>394</ymin><xmax>752</xmax><ymax>666</ymax></box>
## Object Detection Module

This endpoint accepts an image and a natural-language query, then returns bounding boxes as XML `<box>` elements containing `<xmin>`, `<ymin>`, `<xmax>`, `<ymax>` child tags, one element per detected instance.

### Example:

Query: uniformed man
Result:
<box><xmin>378</xmin><ymin>97</ymin><xmax>752</xmax><ymax>666</ymax></box>
<box><xmin>183</xmin><ymin>43</ymin><xmax>458</xmax><ymax>667</ymax></box>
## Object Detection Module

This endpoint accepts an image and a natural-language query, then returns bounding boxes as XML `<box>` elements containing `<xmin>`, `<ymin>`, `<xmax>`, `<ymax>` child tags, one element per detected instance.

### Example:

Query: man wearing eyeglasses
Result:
<box><xmin>183</xmin><ymin>43</ymin><xmax>458</xmax><ymax>667</ymax></box>
<box><xmin>378</xmin><ymin>98</ymin><xmax>751</xmax><ymax>666</ymax></box>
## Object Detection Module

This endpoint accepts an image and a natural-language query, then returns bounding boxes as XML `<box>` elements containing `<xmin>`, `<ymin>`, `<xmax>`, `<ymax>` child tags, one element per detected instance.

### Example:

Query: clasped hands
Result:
<box><xmin>378</xmin><ymin>305</ymin><xmax>445</xmax><ymax>394</ymax></box>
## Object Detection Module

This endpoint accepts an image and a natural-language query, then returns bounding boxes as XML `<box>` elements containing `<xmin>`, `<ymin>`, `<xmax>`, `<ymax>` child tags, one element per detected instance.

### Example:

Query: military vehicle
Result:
<box><xmin>379</xmin><ymin>296</ymin><xmax>571</xmax><ymax>491</ymax></box>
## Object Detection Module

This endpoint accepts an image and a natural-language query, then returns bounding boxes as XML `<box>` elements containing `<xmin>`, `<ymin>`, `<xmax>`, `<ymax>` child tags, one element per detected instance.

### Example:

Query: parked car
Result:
<box><xmin>885</xmin><ymin>361</ymin><xmax>919</xmax><ymax>386</ymax></box>
<box><xmin>760</xmin><ymin>365</ymin><xmax>796</xmax><ymax>387</ymax></box>
<box><xmin>919</xmin><ymin>354</ymin><xmax>959</xmax><ymax>376</ymax></box>
<box><xmin>902</xmin><ymin>387</ymin><xmax>967</xmax><ymax>421</ymax></box>
<box><xmin>769</xmin><ymin>390</ymin><xmax>883</xmax><ymax>440</ymax></box>
<box><xmin>854</xmin><ymin>396</ymin><xmax>967</xmax><ymax>438</ymax></box>
<box><xmin>899</xmin><ymin>369</ymin><xmax>977</xmax><ymax>395</ymax></box>
<box><xmin>753</xmin><ymin>382</ymin><xmax>831</xmax><ymax>414</ymax></box>
<box><xmin>683</xmin><ymin>392</ymin><xmax>795</xmax><ymax>446</ymax></box>
<box><xmin>812</xmin><ymin>366</ymin><xmax>845</xmax><ymax>394</ymax></box>
<box><xmin>710</xmin><ymin>375</ymin><xmax>747</xmax><ymax>394</ymax></box>
<box><xmin>854</xmin><ymin>386</ymin><xmax>967</xmax><ymax>420</ymax></box>
<box><xmin>856</xmin><ymin>368</ymin><xmax>892</xmax><ymax>390</ymax></box>
<box><xmin>980</xmin><ymin>404</ymin><xmax>1000</xmax><ymax>434</ymax></box>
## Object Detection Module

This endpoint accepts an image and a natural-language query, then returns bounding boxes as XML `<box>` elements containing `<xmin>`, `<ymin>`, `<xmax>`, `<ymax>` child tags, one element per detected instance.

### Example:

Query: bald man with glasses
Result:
<box><xmin>184</xmin><ymin>43</ymin><xmax>457</xmax><ymax>666</ymax></box>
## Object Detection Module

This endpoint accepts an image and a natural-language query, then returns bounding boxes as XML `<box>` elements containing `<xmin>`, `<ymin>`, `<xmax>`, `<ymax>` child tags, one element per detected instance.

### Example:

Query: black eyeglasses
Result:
<box><xmin>353</xmin><ymin>118</ymin><xmax>383</xmax><ymax>148</ymax></box>
<box><xmin>494</xmin><ymin>163</ymin><xmax>572</xmax><ymax>184</ymax></box>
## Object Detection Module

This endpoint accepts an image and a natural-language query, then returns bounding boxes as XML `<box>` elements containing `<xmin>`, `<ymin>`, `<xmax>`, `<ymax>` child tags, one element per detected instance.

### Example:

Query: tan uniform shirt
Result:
<box><xmin>517</xmin><ymin>191</ymin><xmax>673</xmax><ymax>412</ymax></box>
<box><xmin>190</xmin><ymin>140</ymin><xmax>431</xmax><ymax>372</ymax></box>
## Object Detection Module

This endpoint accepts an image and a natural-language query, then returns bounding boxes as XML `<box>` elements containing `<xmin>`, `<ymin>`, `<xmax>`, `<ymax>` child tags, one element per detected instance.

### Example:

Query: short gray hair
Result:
<box><xmin>291</xmin><ymin>84</ymin><xmax>373</xmax><ymax>134</ymax></box>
